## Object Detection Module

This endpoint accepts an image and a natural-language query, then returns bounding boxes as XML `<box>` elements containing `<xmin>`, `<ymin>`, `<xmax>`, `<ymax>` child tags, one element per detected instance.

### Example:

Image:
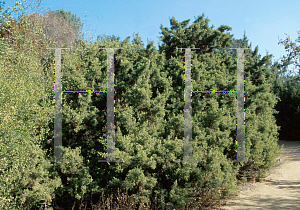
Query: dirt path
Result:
<box><xmin>220</xmin><ymin>140</ymin><xmax>300</xmax><ymax>210</ymax></box>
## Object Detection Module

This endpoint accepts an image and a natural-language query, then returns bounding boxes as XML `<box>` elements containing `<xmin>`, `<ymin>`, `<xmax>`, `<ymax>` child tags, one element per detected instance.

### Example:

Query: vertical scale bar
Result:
<box><xmin>45</xmin><ymin>47</ymin><xmax>71</xmax><ymax>163</ymax></box>
<box><xmin>107</xmin><ymin>48</ymin><xmax>115</xmax><ymax>162</ymax></box>
<box><xmin>184</xmin><ymin>48</ymin><xmax>192</xmax><ymax>162</ymax></box>
<box><xmin>236</xmin><ymin>48</ymin><xmax>245</xmax><ymax>162</ymax></box>
<box><xmin>228</xmin><ymin>48</ymin><xmax>252</xmax><ymax>163</ymax></box>
<box><xmin>99</xmin><ymin>48</ymin><xmax>124</xmax><ymax>163</ymax></box>
<box><xmin>54</xmin><ymin>48</ymin><xmax>62</xmax><ymax>162</ymax></box>
<box><xmin>175</xmin><ymin>48</ymin><xmax>201</xmax><ymax>163</ymax></box>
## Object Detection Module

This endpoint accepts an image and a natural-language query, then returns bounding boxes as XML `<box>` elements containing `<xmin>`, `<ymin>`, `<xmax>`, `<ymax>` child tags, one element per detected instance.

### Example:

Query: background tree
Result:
<box><xmin>21</xmin><ymin>11</ymin><xmax>78</xmax><ymax>49</ymax></box>
<box><xmin>278</xmin><ymin>31</ymin><xmax>300</xmax><ymax>76</ymax></box>
<box><xmin>269</xmin><ymin>31</ymin><xmax>300</xmax><ymax>141</ymax></box>
<box><xmin>51</xmin><ymin>9</ymin><xmax>83</xmax><ymax>40</ymax></box>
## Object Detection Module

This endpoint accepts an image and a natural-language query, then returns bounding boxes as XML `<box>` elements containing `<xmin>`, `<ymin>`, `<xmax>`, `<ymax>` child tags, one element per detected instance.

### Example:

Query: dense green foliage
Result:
<box><xmin>0</xmin><ymin>2</ymin><xmax>62</xmax><ymax>209</ymax></box>
<box><xmin>1</xmin><ymin>1</ymin><xmax>299</xmax><ymax>209</ymax></box>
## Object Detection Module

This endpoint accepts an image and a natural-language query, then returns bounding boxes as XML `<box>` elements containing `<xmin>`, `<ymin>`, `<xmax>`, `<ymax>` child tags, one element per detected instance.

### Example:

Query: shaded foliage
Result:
<box><xmin>271</xmin><ymin>32</ymin><xmax>300</xmax><ymax>141</ymax></box>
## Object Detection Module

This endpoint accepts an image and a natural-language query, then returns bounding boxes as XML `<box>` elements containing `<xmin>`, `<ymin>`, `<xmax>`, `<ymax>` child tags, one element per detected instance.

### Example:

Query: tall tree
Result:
<box><xmin>22</xmin><ymin>11</ymin><xmax>78</xmax><ymax>49</ymax></box>
<box><xmin>278</xmin><ymin>31</ymin><xmax>300</xmax><ymax>76</ymax></box>
<box><xmin>51</xmin><ymin>9</ymin><xmax>83</xmax><ymax>40</ymax></box>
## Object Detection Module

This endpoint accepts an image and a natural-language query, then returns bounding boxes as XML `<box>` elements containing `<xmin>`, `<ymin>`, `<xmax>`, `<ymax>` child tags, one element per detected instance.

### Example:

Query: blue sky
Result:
<box><xmin>4</xmin><ymin>0</ymin><xmax>300</xmax><ymax>77</ymax></box>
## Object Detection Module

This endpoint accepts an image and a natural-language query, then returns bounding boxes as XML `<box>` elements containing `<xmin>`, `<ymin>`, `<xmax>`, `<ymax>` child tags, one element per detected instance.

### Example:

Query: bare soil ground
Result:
<box><xmin>219</xmin><ymin>140</ymin><xmax>300</xmax><ymax>210</ymax></box>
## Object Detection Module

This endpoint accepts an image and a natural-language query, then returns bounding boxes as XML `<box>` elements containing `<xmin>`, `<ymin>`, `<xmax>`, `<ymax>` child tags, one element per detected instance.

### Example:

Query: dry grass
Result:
<box><xmin>89</xmin><ymin>187</ymin><xmax>230</xmax><ymax>210</ymax></box>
